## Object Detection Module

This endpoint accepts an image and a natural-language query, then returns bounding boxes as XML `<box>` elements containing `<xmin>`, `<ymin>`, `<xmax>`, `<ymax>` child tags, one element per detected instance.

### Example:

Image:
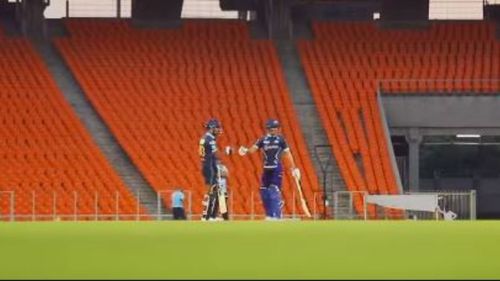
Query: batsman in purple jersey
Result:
<box><xmin>238</xmin><ymin>119</ymin><xmax>301</xmax><ymax>220</ymax></box>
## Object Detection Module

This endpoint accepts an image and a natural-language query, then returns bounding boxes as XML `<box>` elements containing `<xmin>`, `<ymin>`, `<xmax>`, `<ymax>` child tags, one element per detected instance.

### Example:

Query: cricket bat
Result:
<box><xmin>218</xmin><ymin>189</ymin><xmax>227</xmax><ymax>214</ymax></box>
<box><xmin>292</xmin><ymin>176</ymin><xmax>312</xmax><ymax>218</ymax></box>
<box><xmin>216</xmin><ymin>165</ymin><xmax>228</xmax><ymax>214</ymax></box>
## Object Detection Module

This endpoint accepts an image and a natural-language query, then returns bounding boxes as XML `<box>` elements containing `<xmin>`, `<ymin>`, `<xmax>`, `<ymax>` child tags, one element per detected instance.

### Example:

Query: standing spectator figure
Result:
<box><xmin>171</xmin><ymin>188</ymin><xmax>186</xmax><ymax>220</ymax></box>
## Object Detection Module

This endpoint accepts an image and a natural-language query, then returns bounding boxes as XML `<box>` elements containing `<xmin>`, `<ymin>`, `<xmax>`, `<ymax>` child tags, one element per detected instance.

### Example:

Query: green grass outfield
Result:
<box><xmin>1</xmin><ymin>221</ymin><xmax>500</xmax><ymax>280</ymax></box>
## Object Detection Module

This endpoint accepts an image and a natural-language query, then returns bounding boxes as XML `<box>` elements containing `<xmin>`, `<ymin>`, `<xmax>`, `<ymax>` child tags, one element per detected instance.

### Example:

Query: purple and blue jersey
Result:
<box><xmin>254</xmin><ymin>134</ymin><xmax>289</xmax><ymax>169</ymax></box>
<box><xmin>254</xmin><ymin>134</ymin><xmax>290</xmax><ymax>219</ymax></box>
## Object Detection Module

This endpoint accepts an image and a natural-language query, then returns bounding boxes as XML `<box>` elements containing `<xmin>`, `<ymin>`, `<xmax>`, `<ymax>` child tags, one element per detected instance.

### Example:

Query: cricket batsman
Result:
<box><xmin>238</xmin><ymin>119</ymin><xmax>301</xmax><ymax>220</ymax></box>
<box><xmin>199</xmin><ymin>118</ymin><xmax>227</xmax><ymax>221</ymax></box>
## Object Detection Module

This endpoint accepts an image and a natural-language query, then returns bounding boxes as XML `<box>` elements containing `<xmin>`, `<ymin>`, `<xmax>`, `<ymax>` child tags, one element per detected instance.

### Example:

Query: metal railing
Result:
<box><xmin>378</xmin><ymin>79</ymin><xmax>500</xmax><ymax>95</ymax></box>
<box><xmin>405</xmin><ymin>190</ymin><xmax>477</xmax><ymax>220</ymax></box>
<box><xmin>0</xmin><ymin>189</ymin><xmax>477</xmax><ymax>221</ymax></box>
<box><xmin>0</xmin><ymin>191</ymin><xmax>14</xmax><ymax>222</ymax></box>
<box><xmin>0</xmin><ymin>189</ymin><xmax>323</xmax><ymax>222</ymax></box>
<box><xmin>0</xmin><ymin>189</ymin><xmax>193</xmax><ymax>222</ymax></box>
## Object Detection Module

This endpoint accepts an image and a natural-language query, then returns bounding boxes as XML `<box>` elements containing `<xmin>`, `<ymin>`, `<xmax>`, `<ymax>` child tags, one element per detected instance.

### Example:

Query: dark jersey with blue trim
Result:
<box><xmin>199</xmin><ymin>132</ymin><xmax>218</xmax><ymax>167</ymax></box>
<box><xmin>254</xmin><ymin>134</ymin><xmax>289</xmax><ymax>169</ymax></box>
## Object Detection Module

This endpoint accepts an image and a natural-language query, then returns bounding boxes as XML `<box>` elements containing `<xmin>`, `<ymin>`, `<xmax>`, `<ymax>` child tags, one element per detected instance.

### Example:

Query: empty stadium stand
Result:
<box><xmin>298</xmin><ymin>21</ymin><xmax>500</xmax><ymax>216</ymax></box>
<box><xmin>55</xmin><ymin>19</ymin><xmax>322</xmax><ymax>217</ymax></box>
<box><xmin>0</xmin><ymin>27</ymin><xmax>147</xmax><ymax>220</ymax></box>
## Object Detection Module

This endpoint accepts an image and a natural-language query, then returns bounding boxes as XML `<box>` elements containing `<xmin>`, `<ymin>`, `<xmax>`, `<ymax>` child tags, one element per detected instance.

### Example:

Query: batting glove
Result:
<box><xmin>238</xmin><ymin>146</ymin><xmax>248</xmax><ymax>156</ymax></box>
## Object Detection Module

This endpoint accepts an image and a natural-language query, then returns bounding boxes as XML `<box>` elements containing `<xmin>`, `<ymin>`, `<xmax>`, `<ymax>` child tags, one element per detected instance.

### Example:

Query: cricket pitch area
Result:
<box><xmin>1</xmin><ymin>221</ymin><xmax>499</xmax><ymax>279</ymax></box>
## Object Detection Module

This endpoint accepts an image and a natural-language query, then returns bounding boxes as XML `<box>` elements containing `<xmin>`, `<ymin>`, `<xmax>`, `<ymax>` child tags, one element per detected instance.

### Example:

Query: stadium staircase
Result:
<box><xmin>275</xmin><ymin>40</ymin><xmax>347</xmax><ymax>218</ymax></box>
<box><xmin>0</xmin><ymin>25</ymin><xmax>148</xmax><ymax>220</ymax></box>
<box><xmin>29</xmin><ymin>21</ymin><xmax>163</xmax><ymax>217</ymax></box>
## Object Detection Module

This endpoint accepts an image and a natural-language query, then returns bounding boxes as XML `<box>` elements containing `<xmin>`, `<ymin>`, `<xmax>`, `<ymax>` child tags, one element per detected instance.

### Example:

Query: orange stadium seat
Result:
<box><xmin>0</xmin><ymin>27</ymin><xmax>147</xmax><ymax>221</ymax></box>
<box><xmin>54</xmin><ymin>19</ymin><xmax>322</xmax><ymax>218</ymax></box>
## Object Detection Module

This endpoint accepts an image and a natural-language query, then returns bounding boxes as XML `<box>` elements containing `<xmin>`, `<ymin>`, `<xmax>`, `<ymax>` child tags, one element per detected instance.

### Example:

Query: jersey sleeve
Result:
<box><xmin>199</xmin><ymin>138</ymin><xmax>206</xmax><ymax>158</ymax></box>
<box><xmin>254</xmin><ymin>137</ymin><xmax>264</xmax><ymax>149</ymax></box>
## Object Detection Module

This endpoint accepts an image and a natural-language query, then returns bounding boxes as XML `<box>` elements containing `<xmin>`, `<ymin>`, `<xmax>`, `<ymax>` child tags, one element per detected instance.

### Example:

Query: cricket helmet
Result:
<box><xmin>265</xmin><ymin>119</ymin><xmax>280</xmax><ymax>129</ymax></box>
<box><xmin>205</xmin><ymin>118</ymin><xmax>221</xmax><ymax>129</ymax></box>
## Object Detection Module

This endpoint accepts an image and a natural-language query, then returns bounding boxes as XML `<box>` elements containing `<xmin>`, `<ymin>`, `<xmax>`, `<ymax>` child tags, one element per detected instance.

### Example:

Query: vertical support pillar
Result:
<box><xmin>406</xmin><ymin>128</ymin><xmax>422</xmax><ymax>192</ymax></box>
<box><xmin>117</xmin><ymin>0</ymin><xmax>121</xmax><ymax>18</ymax></box>
<box><xmin>20</xmin><ymin>0</ymin><xmax>48</xmax><ymax>41</ymax></box>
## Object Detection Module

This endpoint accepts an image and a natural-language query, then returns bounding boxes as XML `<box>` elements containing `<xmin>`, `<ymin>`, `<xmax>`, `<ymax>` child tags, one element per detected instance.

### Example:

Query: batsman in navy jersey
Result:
<box><xmin>199</xmin><ymin>118</ymin><xmax>223</xmax><ymax>221</ymax></box>
<box><xmin>238</xmin><ymin>119</ymin><xmax>301</xmax><ymax>220</ymax></box>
